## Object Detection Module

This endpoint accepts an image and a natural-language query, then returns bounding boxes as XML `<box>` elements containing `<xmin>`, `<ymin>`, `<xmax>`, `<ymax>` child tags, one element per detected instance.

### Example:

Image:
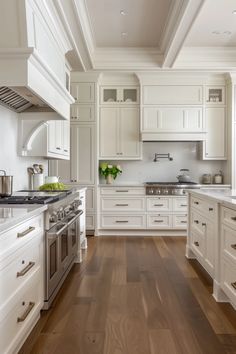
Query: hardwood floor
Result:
<box><xmin>19</xmin><ymin>236</ymin><xmax>236</xmax><ymax>354</ymax></box>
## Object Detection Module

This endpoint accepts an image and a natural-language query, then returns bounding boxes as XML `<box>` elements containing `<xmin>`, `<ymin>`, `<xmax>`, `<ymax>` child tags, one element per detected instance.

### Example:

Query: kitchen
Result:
<box><xmin>1</xmin><ymin>0</ymin><xmax>236</xmax><ymax>353</ymax></box>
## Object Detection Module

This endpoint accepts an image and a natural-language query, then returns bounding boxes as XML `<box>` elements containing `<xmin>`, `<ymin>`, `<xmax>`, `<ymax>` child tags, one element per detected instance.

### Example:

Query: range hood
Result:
<box><xmin>0</xmin><ymin>86</ymin><xmax>52</xmax><ymax>113</ymax></box>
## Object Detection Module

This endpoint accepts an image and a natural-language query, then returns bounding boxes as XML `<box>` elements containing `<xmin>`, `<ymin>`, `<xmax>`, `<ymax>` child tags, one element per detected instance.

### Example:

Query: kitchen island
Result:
<box><xmin>186</xmin><ymin>188</ymin><xmax>236</xmax><ymax>310</ymax></box>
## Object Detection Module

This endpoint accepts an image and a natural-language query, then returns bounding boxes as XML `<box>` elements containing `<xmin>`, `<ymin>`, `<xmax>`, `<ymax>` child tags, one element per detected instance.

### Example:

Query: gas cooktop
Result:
<box><xmin>0</xmin><ymin>190</ymin><xmax>71</xmax><ymax>204</ymax></box>
<box><xmin>145</xmin><ymin>182</ymin><xmax>201</xmax><ymax>195</ymax></box>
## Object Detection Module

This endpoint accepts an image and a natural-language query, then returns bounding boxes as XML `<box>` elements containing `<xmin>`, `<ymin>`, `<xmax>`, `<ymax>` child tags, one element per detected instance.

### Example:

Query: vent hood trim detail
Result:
<box><xmin>141</xmin><ymin>132</ymin><xmax>207</xmax><ymax>142</ymax></box>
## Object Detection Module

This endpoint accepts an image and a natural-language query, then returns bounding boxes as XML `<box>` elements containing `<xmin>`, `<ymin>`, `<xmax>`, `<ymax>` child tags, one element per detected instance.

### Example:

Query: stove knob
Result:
<box><xmin>149</xmin><ymin>188</ymin><xmax>154</xmax><ymax>195</ymax></box>
<box><xmin>49</xmin><ymin>212</ymin><xmax>58</xmax><ymax>223</ymax></box>
<box><xmin>163</xmin><ymin>189</ymin><xmax>168</xmax><ymax>195</ymax></box>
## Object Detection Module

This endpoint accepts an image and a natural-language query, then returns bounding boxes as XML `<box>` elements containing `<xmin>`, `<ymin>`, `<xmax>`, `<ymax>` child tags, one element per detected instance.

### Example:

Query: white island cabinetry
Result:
<box><xmin>0</xmin><ymin>207</ymin><xmax>46</xmax><ymax>354</ymax></box>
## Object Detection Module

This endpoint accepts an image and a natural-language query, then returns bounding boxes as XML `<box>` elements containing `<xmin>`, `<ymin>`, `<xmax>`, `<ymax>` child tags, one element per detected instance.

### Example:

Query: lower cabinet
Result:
<box><xmin>0</xmin><ymin>213</ymin><xmax>44</xmax><ymax>354</ymax></box>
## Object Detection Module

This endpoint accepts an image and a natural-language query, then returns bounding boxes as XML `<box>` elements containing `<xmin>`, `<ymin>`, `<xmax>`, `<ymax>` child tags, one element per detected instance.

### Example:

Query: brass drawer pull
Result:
<box><xmin>17</xmin><ymin>261</ymin><xmax>35</xmax><ymax>277</ymax></box>
<box><xmin>17</xmin><ymin>226</ymin><xmax>35</xmax><ymax>238</ymax></box>
<box><xmin>115</xmin><ymin>220</ymin><xmax>129</xmax><ymax>223</ymax></box>
<box><xmin>231</xmin><ymin>217</ymin><xmax>236</xmax><ymax>221</ymax></box>
<box><xmin>202</xmin><ymin>223</ymin><xmax>206</xmax><ymax>226</ymax></box>
<box><xmin>209</xmin><ymin>208</ymin><xmax>214</xmax><ymax>211</ymax></box>
<box><xmin>154</xmin><ymin>220</ymin><xmax>163</xmax><ymax>223</ymax></box>
<box><xmin>194</xmin><ymin>241</ymin><xmax>199</xmax><ymax>247</ymax></box>
<box><xmin>115</xmin><ymin>204</ymin><xmax>129</xmax><ymax>206</ymax></box>
<box><xmin>231</xmin><ymin>244</ymin><xmax>236</xmax><ymax>250</ymax></box>
<box><xmin>154</xmin><ymin>204</ymin><xmax>164</xmax><ymax>207</ymax></box>
<box><xmin>115</xmin><ymin>190</ymin><xmax>129</xmax><ymax>192</ymax></box>
<box><xmin>194</xmin><ymin>220</ymin><xmax>199</xmax><ymax>224</ymax></box>
<box><xmin>194</xmin><ymin>201</ymin><xmax>199</xmax><ymax>205</ymax></box>
<box><xmin>231</xmin><ymin>282</ymin><xmax>236</xmax><ymax>290</ymax></box>
<box><xmin>17</xmin><ymin>302</ymin><xmax>35</xmax><ymax>323</ymax></box>
<box><xmin>180</xmin><ymin>204</ymin><xmax>187</xmax><ymax>207</ymax></box>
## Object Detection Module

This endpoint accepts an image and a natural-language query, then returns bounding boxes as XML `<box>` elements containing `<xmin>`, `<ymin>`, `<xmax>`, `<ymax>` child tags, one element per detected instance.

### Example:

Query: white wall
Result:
<box><xmin>99</xmin><ymin>142</ymin><xmax>226</xmax><ymax>184</ymax></box>
<box><xmin>0</xmin><ymin>106</ymin><xmax>48</xmax><ymax>191</ymax></box>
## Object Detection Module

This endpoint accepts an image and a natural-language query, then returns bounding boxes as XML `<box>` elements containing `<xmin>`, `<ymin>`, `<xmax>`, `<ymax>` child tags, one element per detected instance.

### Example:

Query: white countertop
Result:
<box><xmin>98</xmin><ymin>183</ymin><xmax>231</xmax><ymax>188</ymax></box>
<box><xmin>0</xmin><ymin>205</ymin><xmax>47</xmax><ymax>234</ymax></box>
<box><xmin>188</xmin><ymin>188</ymin><xmax>236</xmax><ymax>210</ymax></box>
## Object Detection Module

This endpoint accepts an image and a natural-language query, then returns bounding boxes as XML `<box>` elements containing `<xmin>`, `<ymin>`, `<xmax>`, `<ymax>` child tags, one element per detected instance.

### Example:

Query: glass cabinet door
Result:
<box><xmin>101</xmin><ymin>87</ymin><xmax>139</xmax><ymax>104</ymax></box>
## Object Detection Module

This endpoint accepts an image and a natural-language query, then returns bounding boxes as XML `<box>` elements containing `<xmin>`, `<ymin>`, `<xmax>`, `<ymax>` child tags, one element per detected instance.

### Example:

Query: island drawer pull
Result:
<box><xmin>202</xmin><ymin>223</ymin><xmax>206</xmax><ymax>226</ymax></box>
<box><xmin>194</xmin><ymin>201</ymin><xmax>199</xmax><ymax>205</ymax></box>
<box><xmin>115</xmin><ymin>220</ymin><xmax>129</xmax><ymax>223</ymax></box>
<box><xmin>115</xmin><ymin>204</ymin><xmax>129</xmax><ymax>206</ymax></box>
<box><xmin>194</xmin><ymin>220</ymin><xmax>199</xmax><ymax>224</ymax></box>
<box><xmin>17</xmin><ymin>261</ymin><xmax>35</xmax><ymax>277</ymax></box>
<box><xmin>194</xmin><ymin>241</ymin><xmax>199</xmax><ymax>247</ymax></box>
<box><xmin>180</xmin><ymin>204</ymin><xmax>187</xmax><ymax>207</ymax></box>
<box><xmin>231</xmin><ymin>282</ymin><xmax>236</xmax><ymax>290</ymax></box>
<box><xmin>154</xmin><ymin>204</ymin><xmax>164</xmax><ymax>207</ymax></box>
<box><xmin>17</xmin><ymin>302</ymin><xmax>35</xmax><ymax>323</ymax></box>
<box><xmin>231</xmin><ymin>244</ymin><xmax>236</xmax><ymax>250</ymax></box>
<box><xmin>154</xmin><ymin>220</ymin><xmax>163</xmax><ymax>223</ymax></box>
<box><xmin>181</xmin><ymin>221</ymin><xmax>187</xmax><ymax>223</ymax></box>
<box><xmin>231</xmin><ymin>217</ymin><xmax>236</xmax><ymax>221</ymax></box>
<box><xmin>17</xmin><ymin>226</ymin><xmax>35</xmax><ymax>238</ymax></box>
<box><xmin>115</xmin><ymin>190</ymin><xmax>129</xmax><ymax>193</ymax></box>
<box><xmin>209</xmin><ymin>208</ymin><xmax>214</xmax><ymax>211</ymax></box>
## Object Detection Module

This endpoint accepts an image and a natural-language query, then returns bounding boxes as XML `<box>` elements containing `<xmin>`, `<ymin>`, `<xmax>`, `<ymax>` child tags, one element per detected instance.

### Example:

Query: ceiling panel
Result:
<box><xmin>85</xmin><ymin>0</ymin><xmax>173</xmax><ymax>47</ymax></box>
<box><xmin>186</xmin><ymin>0</ymin><xmax>236</xmax><ymax>47</ymax></box>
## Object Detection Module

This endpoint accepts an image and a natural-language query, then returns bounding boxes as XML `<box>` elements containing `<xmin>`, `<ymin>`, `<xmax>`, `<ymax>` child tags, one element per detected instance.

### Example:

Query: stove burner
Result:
<box><xmin>0</xmin><ymin>195</ymin><xmax>56</xmax><ymax>204</ymax></box>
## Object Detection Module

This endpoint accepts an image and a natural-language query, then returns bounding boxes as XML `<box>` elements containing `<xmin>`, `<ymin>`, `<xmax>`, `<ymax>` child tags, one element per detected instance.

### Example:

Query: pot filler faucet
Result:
<box><xmin>153</xmin><ymin>153</ymin><xmax>173</xmax><ymax>162</ymax></box>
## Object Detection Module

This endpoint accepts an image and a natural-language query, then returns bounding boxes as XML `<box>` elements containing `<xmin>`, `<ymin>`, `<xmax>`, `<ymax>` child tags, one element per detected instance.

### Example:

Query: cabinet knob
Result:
<box><xmin>209</xmin><ymin>208</ymin><xmax>214</xmax><ymax>211</ymax></box>
<box><xmin>56</xmin><ymin>147</ymin><xmax>61</xmax><ymax>150</ymax></box>
<box><xmin>194</xmin><ymin>220</ymin><xmax>199</xmax><ymax>224</ymax></box>
<box><xmin>194</xmin><ymin>241</ymin><xmax>199</xmax><ymax>247</ymax></box>
<box><xmin>202</xmin><ymin>223</ymin><xmax>206</xmax><ymax>226</ymax></box>
<box><xmin>231</xmin><ymin>282</ymin><xmax>236</xmax><ymax>290</ymax></box>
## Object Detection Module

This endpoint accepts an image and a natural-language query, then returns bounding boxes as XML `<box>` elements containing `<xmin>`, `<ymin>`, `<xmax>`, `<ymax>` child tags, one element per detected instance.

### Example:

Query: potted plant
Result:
<box><xmin>99</xmin><ymin>163</ymin><xmax>122</xmax><ymax>184</ymax></box>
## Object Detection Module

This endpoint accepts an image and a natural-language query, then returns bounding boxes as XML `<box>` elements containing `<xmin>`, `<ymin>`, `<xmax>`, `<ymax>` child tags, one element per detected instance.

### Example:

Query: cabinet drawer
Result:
<box><xmin>147</xmin><ymin>197</ymin><xmax>172</xmax><ymax>212</ymax></box>
<box><xmin>0</xmin><ymin>214</ymin><xmax>44</xmax><ymax>260</ymax></box>
<box><xmin>191</xmin><ymin>196</ymin><xmax>216</xmax><ymax>218</ymax></box>
<box><xmin>190</xmin><ymin>210</ymin><xmax>205</xmax><ymax>236</ymax></box>
<box><xmin>100</xmin><ymin>187</ymin><xmax>145</xmax><ymax>195</ymax></box>
<box><xmin>0</xmin><ymin>238</ymin><xmax>41</xmax><ymax>310</ymax></box>
<box><xmin>221</xmin><ymin>258</ymin><xmax>236</xmax><ymax>306</ymax></box>
<box><xmin>221</xmin><ymin>224</ymin><xmax>236</xmax><ymax>262</ymax></box>
<box><xmin>147</xmin><ymin>214</ymin><xmax>172</xmax><ymax>229</ymax></box>
<box><xmin>221</xmin><ymin>206</ymin><xmax>236</xmax><ymax>231</ymax></box>
<box><xmin>100</xmin><ymin>215</ymin><xmax>145</xmax><ymax>229</ymax></box>
<box><xmin>86</xmin><ymin>214</ymin><xmax>95</xmax><ymax>230</ymax></box>
<box><xmin>101</xmin><ymin>197</ymin><xmax>145</xmax><ymax>212</ymax></box>
<box><xmin>173</xmin><ymin>214</ymin><xmax>188</xmax><ymax>229</ymax></box>
<box><xmin>190</xmin><ymin>231</ymin><xmax>204</xmax><ymax>259</ymax></box>
<box><xmin>173</xmin><ymin>197</ymin><xmax>187</xmax><ymax>212</ymax></box>
<box><xmin>0</xmin><ymin>269</ymin><xmax>43</xmax><ymax>354</ymax></box>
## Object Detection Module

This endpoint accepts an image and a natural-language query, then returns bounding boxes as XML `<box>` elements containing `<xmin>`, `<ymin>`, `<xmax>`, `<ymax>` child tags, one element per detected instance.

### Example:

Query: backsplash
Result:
<box><xmin>99</xmin><ymin>142</ymin><xmax>227</xmax><ymax>184</ymax></box>
<box><xmin>0</xmin><ymin>106</ymin><xmax>48</xmax><ymax>191</ymax></box>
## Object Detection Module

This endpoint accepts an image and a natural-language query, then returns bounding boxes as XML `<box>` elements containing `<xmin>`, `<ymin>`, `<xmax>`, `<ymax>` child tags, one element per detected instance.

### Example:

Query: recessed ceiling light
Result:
<box><xmin>232</xmin><ymin>10</ymin><xmax>236</xmax><ymax>14</ymax></box>
<box><xmin>120</xmin><ymin>10</ymin><xmax>126</xmax><ymax>15</ymax></box>
<box><xmin>121</xmin><ymin>32</ymin><xmax>128</xmax><ymax>36</ymax></box>
<box><xmin>212</xmin><ymin>31</ymin><xmax>220</xmax><ymax>35</ymax></box>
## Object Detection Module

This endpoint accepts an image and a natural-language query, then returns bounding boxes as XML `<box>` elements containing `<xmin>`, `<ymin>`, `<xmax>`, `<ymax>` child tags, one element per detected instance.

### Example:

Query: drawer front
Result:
<box><xmin>0</xmin><ymin>269</ymin><xmax>43</xmax><ymax>354</ymax></box>
<box><xmin>221</xmin><ymin>224</ymin><xmax>236</xmax><ymax>262</ymax></box>
<box><xmin>190</xmin><ymin>231</ymin><xmax>204</xmax><ymax>259</ymax></box>
<box><xmin>100</xmin><ymin>187</ymin><xmax>145</xmax><ymax>196</ymax></box>
<box><xmin>147</xmin><ymin>197</ymin><xmax>172</xmax><ymax>212</ymax></box>
<box><xmin>221</xmin><ymin>206</ymin><xmax>236</xmax><ymax>231</ymax></box>
<box><xmin>0</xmin><ymin>214</ymin><xmax>44</xmax><ymax>260</ymax></box>
<box><xmin>86</xmin><ymin>214</ymin><xmax>95</xmax><ymax>230</ymax></box>
<box><xmin>173</xmin><ymin>197</ymin><xmax>187</xmax><ymax>212</ymax></box>
<box><xmin>0</xmin><ymin>238</ymin><xmax>41</xmax><ymax>309</ymax></box>
<box><xmin>191</xmin><ymin>196</ymin><xmax>204</xmax><ymax>211</ymax></box>
<box><xmin>221</xmin><ymin>258</ymin><xmax>236</xmax><ymax>306</ymax></box>
<box><xmin>100</xmin><ymin>215</ymin><xmax>146</xmax><ymax>229</ymax></box>
<box><xmin>190</xmin><ymin>210</ymin><xmax>205</xmax><ymax>236</ymax></box>
<box><xmin>191</xmin><ymin>196</ymin><xmax>216</xmax><ymax>218</ymax></box>
<box><xmin>101</xmin><ymin>197</ymin><xmax>145</xmax><ymax>212</ymax></box>
<box><xmin>173</xmin><ymin>214</ymin><xmax>188</xmax><ymax>229</ymax></box>
<box><xmin>147</xmin><ymin>214</ymin><xmax>172</xmax><ymax>229</ymax></box>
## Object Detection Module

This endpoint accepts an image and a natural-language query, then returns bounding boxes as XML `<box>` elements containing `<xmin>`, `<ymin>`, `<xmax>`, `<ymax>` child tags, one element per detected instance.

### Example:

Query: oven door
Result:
<box><xmin>66</xmin><ymin>210</ymin><xmax>83</xmax><ymax>261</ymax></box>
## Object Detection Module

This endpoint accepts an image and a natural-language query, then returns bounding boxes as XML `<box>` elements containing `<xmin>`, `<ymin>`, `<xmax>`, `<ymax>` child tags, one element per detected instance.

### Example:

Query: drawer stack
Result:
<box><xmin>0</xmin><ymin>213</ymin><xmax>44</xmax><ymax>354</ymax></box>
<box><xmin>220</xmin><ymin>206</ymin><xmax>236</xmax><ymax>308</ymax></box>
<box><xmin>189</xmin><ymin>195</ymin><xmax>217</xmax><ymax>276</ymax></box>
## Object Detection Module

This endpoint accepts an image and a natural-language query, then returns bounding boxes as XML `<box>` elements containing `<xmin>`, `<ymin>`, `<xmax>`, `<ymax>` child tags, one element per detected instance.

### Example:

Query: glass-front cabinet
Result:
<box><xmin>205</xmin><ymin>86</ymin><xmax>225</xmax><ymax>105</ymax></box>
<box><xmin>101</xmin><ymin>86</ymin><xmax>139</xmax><ymax>104</ymax></box>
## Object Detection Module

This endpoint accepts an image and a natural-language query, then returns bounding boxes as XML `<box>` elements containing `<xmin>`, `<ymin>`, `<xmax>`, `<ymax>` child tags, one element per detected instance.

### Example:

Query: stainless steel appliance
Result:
<box><xmin>0</xmin><ymin>188</ymin><xmax>84</xmax><ymax>309</ymax></box>
<box><xmin>145</xmin><ymin>182</ymin><xmax>201</xmax><ymax>196</ymax></box>
<box><xmin>176</xmin><ymin>169</ymin><xmax>192</xmax><ymax>183</ymax></box>
<box><xmin>0</xmin><ymin>170</ymin><xmax>13</xmax><ymax>196</ymax></box>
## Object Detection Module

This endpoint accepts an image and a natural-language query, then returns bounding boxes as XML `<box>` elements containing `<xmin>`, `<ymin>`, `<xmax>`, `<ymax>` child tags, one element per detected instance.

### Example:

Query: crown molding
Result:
<box><xmin>175</xmin><ymin>47</ymin><xmax>236</xmax><ymax>70</ymax></box>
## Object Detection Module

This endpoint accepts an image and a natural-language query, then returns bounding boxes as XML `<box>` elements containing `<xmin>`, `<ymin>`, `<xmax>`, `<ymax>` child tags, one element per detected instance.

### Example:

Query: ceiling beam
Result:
<box><xmin>161</xmin><ymin>0</ymin><xmax>206</xmax><ymax>68</ymax></box>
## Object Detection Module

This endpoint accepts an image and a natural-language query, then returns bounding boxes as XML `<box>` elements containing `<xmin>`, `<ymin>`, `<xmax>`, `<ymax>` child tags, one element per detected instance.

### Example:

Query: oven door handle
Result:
<box><xmin>47</xmin><ymin>223</ymin><xmax>68</xmax><ymax>239</ymax></box>
<box><xmin>67</xmin><ymin>210</ymin><xmax>83</xmax><ymax>227</ymax></box>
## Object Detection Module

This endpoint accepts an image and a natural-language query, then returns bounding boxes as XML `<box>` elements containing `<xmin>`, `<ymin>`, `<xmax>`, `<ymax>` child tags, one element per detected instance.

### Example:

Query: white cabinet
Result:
<box><xmin>48</xmin><ymin>120</ymin><xmax>70</xmax><ymax>158</ymax></box>
<box><xmin>142</xmin><ymin>107</ymin><xmax>203</xmax><ymax>132</ymax></box>
<box><xmin>71</xmin><ymin>83</ymin><xmax>95</xmax><ymax>103</ymax></box>
<box><xmin>143</xmin><ymin>85</ymin><xmax>203</xmax><ymax>105</ymax></box>
<box><xmin>101</xmin><ymin>86</ymin><xmax>139</xmax><ymax>104</ymax></box>
<box><xmin>99</xmin><ymin>107</ymin><xmax>141</xmax><ymax>159</ymax></box>
<box><xmin>71</xmin><ymin>105</ymin><xmax>95</xmax><ymax>122</ymax></box>
<box><xmin>202</xmin><ymin>107</ymin><xmax>226</xmax><ymax>160</ymax></box>
<box><xmin>205</xmin><ymin>86</ymin><xmax>225</xmax><ymax>105</ymax></box>
<box><xmin>70</xmin><ymin>124</ymin><xmax>95</xmax><ymax>184</ymax></box>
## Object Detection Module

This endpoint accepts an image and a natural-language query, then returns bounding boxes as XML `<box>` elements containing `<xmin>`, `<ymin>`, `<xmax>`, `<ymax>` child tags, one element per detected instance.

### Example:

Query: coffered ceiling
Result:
<box><xmin>53</xmin><ymin>0</ymin><xmax>236</xmax><ymax>71</ymax></box>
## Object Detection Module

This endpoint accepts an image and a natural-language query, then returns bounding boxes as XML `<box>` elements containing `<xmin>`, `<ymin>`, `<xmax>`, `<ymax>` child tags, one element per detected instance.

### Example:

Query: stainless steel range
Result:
<box><xmin>145</xmin><ymin>182</ymin><xmax>201</xmax><ymax>196</ymax></box>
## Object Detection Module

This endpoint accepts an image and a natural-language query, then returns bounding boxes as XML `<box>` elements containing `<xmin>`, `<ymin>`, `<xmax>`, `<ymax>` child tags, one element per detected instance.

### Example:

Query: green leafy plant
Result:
<box><xmin>39</xmin><ymin>182</ymin><xmax>66</xmax><ymax>191</ymax></box>
<box><xmin>99</xmin><ymin>163</ymin><xmax>122</xmax><ymax>179</ymax></box>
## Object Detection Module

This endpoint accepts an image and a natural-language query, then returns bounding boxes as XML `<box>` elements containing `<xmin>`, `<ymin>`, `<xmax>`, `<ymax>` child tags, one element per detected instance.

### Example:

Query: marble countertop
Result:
<box><xmin>0</xmin><ymin>205</ymin><xmax>47</xmax><ymax>234</ymax></box>
<box><xmin>188</xmin><ymin>188</ymin><xmax>236</xmax><ymax>210</ymax></box>
<box><xmin>98</xmin><ymin>183</ymin><xmax>231</xmax><ymax>188</ymax></box>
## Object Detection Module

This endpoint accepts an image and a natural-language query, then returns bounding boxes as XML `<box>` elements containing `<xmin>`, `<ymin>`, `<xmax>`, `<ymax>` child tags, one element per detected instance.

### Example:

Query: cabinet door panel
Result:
<box><xmin>71</xmin><ymin>105</ymin><xmax>94</xmax><ymax>122</ymax></box>
<box><xmin>205</xmin><ymin>107</ymin><xmax>226</xmax><ymax>159</ymax></box>
<box><xmin>71</xmin><ymin>83</ymin><xmax>94</xmax><ymax>103</ymax></box>
<box><xmin>120</xmin><ymin>107</ymin><xmax>140</xmax><ymax>157</ymax></box>
<box><xmin>62</xmin><ymin>121</ymin><xmax>70</xmax><ymax>155</ymax></box>
<box><xmin>71</xmin><ymin>124</ymin><xmax>95</xmax><ymax>184</ymax></box>
<box><xmin>48</xmin><ymin>121</ymin><xmax>63</xmax><ymax>154</ymax></box>
<box><xmin>143</xmin><ymin>85</ymin><xmax>202</xmax><ymax>104</ymax></box>
<box><xmin>99</xmin><ymin>107</ymin><xmax>119</xmax><ymax>158</ymax></box>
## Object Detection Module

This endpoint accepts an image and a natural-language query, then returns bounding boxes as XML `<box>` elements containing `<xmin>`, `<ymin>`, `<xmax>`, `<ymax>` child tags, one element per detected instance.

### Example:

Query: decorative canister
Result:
<box><xmin>202</xmin><ymin>174</ymin><xmax>212</xmax><ymax>184</ymax></box>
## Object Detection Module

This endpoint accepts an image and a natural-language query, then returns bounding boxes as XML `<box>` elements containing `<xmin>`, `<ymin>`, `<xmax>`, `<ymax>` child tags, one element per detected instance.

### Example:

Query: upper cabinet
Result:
<box><xmin>71</xmin><ymin>83</ymin><xmax>95</xmax><ymax>103</ymax></box>
<box><xmin>100</xmin><ymin>86</ymin><xmax>139</xmax><ymax>104</ymax></box>
<box><xmin>143</xmin><ymin>85</ymin><xmax>203</xmax><ymax>105</ymax></box>
<box><xmin>48</xmin><ymin>121</ymin><xmax>70</xmax><ymax>158</ymax></box>
<box><xmin>205</xmin><ymin>86</ymin><xmax>225</xmax><ymax>105</ymax></box>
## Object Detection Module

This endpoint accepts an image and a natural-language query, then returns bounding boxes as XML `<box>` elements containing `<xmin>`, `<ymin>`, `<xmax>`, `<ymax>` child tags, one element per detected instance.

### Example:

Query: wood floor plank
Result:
<box><xmin>19</xmin><ymin>236</ymin><xmax>236</xmax><ymax>354</ymax></box>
